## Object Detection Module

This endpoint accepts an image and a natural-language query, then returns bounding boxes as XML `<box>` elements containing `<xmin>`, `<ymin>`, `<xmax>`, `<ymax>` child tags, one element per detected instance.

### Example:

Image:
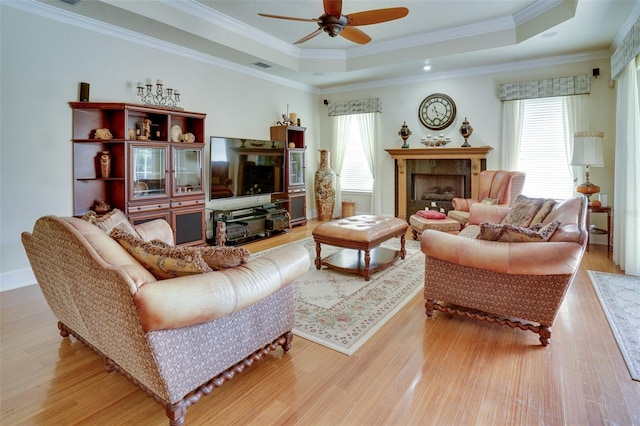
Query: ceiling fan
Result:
<box><xmin>258</xmin><ymin>0</ymin><xmax>409</xmax><ymax>45</ymax></box>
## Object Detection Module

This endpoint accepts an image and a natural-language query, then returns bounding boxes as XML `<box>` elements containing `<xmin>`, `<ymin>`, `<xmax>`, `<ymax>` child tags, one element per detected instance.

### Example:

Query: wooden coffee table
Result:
<box><xmin>312</xmin><ymin>215</ymin><xmax>408</xmax><ymax>281</ymax></box>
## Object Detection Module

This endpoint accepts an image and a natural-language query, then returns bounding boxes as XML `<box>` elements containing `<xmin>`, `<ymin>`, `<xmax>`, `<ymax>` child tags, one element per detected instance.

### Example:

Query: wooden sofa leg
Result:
<box><xmin>166</xmin><ymin>401</ymin><xmax>187</xmax><ymax>426</ymax></box>
<box><xmin>282</xmin><ymin>331</ymin><xmax>293</xmax><ymax>353</ymax></box>
<box><xmin>539</xmin><ymin>325</ymin><xmax>551</xmax><ymax>346</ymax></box>
<box><xmin>425</xmin><ymin>300</ymin><xmax>435</xmax><ymax>318</ymax></box>
<box><xmin>57</xmin><ymin>321</ymin><xmax>70</xmax><ymax>338</ymax></box>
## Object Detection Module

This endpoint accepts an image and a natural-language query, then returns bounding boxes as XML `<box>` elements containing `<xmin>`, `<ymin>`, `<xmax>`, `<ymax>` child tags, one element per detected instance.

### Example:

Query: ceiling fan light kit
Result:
<box><xmin>259</xmin><ymin>0</ymin><xmax>409</xmax><ymax>45</ymax></box>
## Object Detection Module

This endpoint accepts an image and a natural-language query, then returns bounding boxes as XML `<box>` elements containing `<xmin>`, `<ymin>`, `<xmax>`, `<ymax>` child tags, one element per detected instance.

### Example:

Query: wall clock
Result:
<box><xmin>418</xmin><ymin>93</ymin><xmax>457</xmax><ymax>131</ymax></box>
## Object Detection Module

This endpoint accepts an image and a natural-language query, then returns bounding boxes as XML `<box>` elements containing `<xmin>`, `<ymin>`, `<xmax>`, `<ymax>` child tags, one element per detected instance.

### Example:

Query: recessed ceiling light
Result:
<box><xmin>542</xmin><ymin>31</ymin><xmax>558</xmax><ymax>38</ymax></box>
<box><xmin>423</xmin><ymin>65</ymin><xmax>432</xmax><ymax>71</ymax></box>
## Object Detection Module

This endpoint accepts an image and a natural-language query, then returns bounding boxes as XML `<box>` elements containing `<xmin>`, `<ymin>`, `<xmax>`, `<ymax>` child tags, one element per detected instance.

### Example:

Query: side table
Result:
<box><xmin>586</xmin><ymin>205</ymin><xmax>612</xmax><ymax>253</ymax></box>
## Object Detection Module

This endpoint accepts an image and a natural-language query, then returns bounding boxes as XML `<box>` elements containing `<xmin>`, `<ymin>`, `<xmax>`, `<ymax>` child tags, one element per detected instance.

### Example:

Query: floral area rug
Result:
<box><xmin>253</xmin><ymin>237</ymin><xmax>424</xmax><ymax>355</ymax></box>
<box><xmin>588</xmin><ymin>270</ymin><xmax>640</xmax><ymax>381</ymax></box>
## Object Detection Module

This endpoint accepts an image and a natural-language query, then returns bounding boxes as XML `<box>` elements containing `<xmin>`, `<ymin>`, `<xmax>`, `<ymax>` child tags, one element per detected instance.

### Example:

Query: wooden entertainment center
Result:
<box><xmin>70</xmin><ymin>102</ymin><xmax>207</xmax><ymax>246</ymax></box>
<box><xmin>209</xmin><ymin>125</ymin><xmax>307</xmax><ymax>246</ymax></box>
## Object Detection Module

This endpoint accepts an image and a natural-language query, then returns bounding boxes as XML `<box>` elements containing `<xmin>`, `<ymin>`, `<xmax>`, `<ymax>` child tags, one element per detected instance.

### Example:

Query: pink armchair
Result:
<box><xmin>448</xmin><ymin>170</ymin><xmax>526</xmax><ymax>226</ymax></box>
<box><xmin>421</xmin><ymin>196</ymin><xmax>588</xmax><ymax>345</ymax></box>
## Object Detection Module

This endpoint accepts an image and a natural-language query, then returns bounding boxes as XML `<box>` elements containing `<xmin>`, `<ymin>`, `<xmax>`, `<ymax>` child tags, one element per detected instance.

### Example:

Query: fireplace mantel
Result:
<box><xmin>385</xmin><ymin>146</ymin><xmax>493</xmax><ymax>219</ymax></box>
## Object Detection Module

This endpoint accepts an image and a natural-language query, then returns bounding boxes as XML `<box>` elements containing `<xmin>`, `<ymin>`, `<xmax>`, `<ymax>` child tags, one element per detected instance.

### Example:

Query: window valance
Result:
<box><xmin>611</xmin><ymin>17</ymin><xmax>640</xmax><ymax>80</ymax></box>
<box><xmin>499</xmin><ymin>75</ymin><xmax>591</xmax><ymax>101</ymax></box>
<box><xmin>328</xmin><ymin>98</ymin><xmax>382</xmax><ymax>116</ymax></box>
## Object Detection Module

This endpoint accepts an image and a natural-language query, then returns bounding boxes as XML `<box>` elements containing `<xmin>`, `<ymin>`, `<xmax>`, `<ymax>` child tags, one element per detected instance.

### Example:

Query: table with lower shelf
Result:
<box><xmin>587</xmin><ymin>205</ymin><xmax>612</xmax><ymax>253</ymax></box>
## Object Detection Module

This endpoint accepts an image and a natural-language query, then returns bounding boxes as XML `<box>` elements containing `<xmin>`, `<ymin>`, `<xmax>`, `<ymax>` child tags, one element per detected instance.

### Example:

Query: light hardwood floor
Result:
<box><xmin>2</xmin><ymin>221</ymin><xmax>639</xmax><ymax>425</ymax></box>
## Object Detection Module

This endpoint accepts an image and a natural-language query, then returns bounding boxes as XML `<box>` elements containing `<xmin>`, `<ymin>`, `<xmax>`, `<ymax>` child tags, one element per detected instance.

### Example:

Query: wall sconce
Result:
<box><xmin>137</xmin><ymin>80</ymin><xmax>180</xmax><ymax>108</ymax></box>
<box><xmin>571</xmin><ymin>131</ymin><xmax>604</xmax><ymax>204</ymax></box>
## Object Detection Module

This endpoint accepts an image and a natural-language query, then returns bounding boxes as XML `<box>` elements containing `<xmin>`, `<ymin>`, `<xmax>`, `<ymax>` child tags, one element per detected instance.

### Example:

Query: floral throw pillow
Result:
<box><xmin>85</xmin><ymin>209</ymin><xmax>139</xmax><ymax>237</ymax></box>
<box><xmin>530</xmin><ymin>198</ymin><xmax>557</xmax><ymax>226</ymax></box>
<box><xmin>498</xmin><ymin>220</ymin><xmax>562</xmax><ymax>243</ymax></box>
<box><xmin>501</xmin><ymin>195</ymin><xmax>545</xmax><ymax>227</ymax></box>
<box><xmin>477</xmin><ymin>220</ymin><xmax>561</xmax><ymax>242</ymax></box>
<box><xmin>111</xmin><ymin>229</ymin><xmax>211</xmax><ymax>279</ymax></box>
<box><xmin>477</xmin><ymin>222</ymin><xmax>505</xmax><ymax>241</ymax></box>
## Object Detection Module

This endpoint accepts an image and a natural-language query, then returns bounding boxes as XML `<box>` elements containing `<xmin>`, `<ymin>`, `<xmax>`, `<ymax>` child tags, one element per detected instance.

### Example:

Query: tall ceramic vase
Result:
<box><xmin>314</xmin><ymin>150</ymin><xmax>336</xmax><ymax>221</ymax></box>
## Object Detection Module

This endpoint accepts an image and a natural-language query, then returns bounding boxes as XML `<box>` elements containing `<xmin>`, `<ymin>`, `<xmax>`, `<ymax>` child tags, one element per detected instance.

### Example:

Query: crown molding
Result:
<box><xmin>320</xmin><ymin>50</ymin><xmax>611</xmax><ymax>94</ymax></box>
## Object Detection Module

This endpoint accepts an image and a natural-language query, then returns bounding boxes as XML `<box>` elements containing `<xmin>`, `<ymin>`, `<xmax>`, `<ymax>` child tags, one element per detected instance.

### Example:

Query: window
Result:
<box><xmin>340</xmin><ymin>116</ymin><xmax>373</xmax><ymax>192</ymax></box>
<box><xmin>519</xmin><ymin>97</ymin><xmax>574</xmax><ymax>199</ymax></box>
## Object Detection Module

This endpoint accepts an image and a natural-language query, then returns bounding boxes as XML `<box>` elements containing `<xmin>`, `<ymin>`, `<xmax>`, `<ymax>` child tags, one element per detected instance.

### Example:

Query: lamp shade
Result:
<box><xmin>571</xmin><ymin>131</ymin><xmax>604</xmax><ymax>167</ymax></box>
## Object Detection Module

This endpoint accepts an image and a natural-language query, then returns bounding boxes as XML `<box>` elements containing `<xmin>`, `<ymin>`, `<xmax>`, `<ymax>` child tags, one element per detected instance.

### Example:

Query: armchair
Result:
<box><xmin>448</xmin><ymin>170</ymin><xmax>526</xmax><ymax>226</ymax></box>
<box><xmin>421</xmin><ymin>196</ymin><xmax>588</xmax><ymax>345</ymax></box>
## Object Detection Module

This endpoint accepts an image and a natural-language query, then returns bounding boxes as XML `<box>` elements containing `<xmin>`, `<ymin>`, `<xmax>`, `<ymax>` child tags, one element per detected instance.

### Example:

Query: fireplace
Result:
<box><xmin>385</xmin><ymin>146</ymin><xmax>493</xmax><ymax>219</ymax></box>
<box><xmin>407</xmin><ymin>158</ymin><xmax>471</xmax><ymax>213</ymax></box>
<box><xmin>411</xmin><ymin>174</ymin><xmax>466</xmax><ymax>212</ymax></box>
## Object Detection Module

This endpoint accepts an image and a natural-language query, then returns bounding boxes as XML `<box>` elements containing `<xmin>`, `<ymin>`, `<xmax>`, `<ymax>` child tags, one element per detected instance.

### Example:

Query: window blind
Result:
<box><xmin>519</xmin><ymin>97</ymin><xmax>574</xmax><ymax>199</ymax></box>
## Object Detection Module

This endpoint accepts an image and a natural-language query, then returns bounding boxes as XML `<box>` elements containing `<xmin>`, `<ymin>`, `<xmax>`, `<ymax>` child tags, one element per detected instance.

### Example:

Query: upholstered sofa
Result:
<box><xmin>21</xmin><ymin>215</ymin><xmax>310</xmax><ymax>425</ymax></box>
<box><xmin>421</xmin><ymin>195</ymin><xmax>588</xmax><ymax>345</ymax></box>
<box><xmin>447</xmin><ymin>170</ymin><xmax>526</xmax><ymax>226</ymax></box>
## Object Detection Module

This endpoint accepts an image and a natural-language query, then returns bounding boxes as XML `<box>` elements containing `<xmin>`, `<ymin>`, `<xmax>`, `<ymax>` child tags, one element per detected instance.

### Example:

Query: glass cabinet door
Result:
<box><xmin>173</xmin><ymin>147</ymin><xmax>203</xmax><ymax>196</ymax></box>
<box><xmin>130</xmin><ymin>145</ymin><xmax>168</xmax><ymax>200</ymax></box>
<box><xmin>288</xmin><ymin>150</ymin><xmax>305</xmax><ymax>187</ymax></box>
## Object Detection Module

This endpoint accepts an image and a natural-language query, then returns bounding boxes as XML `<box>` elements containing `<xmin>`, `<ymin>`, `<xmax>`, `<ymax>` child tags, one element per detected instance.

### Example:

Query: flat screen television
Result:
<box><xmin>210</xmin><ymin>136</ymin><xmax>285</xmax><ymax>200</ymax></box>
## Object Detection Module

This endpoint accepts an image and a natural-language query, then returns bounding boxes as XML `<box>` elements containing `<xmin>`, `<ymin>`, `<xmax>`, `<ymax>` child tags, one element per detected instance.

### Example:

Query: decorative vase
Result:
<box><xmin>398</xmin><ymin>121</ymin><xmax>412</xmax><ymax>148</ymax></box>
<box><xmin>314</xmin><ymin>150</ymin><xmax>336</xmax><ymax>221</ymax></box>
<box><xmin>99</xmin><ymin>151</ymin><xmax>111</xmax><ymax>178</ymax></box>
<box><xmin>459</xmin><ymin>117</ymin><xmax>473</xmax><ymax>147</ymax></box>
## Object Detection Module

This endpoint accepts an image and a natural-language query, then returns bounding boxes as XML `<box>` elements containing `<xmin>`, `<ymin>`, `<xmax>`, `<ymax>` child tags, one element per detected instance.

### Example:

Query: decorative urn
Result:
<box><xmin>398</xmin><ymin>121</ymin><xmax>412</xmax><ymax>148</ymax></box>
<box><xmin>459</xmin><ymin>117</ymin><xmax>473</xmax><ymax>147</ymax></box>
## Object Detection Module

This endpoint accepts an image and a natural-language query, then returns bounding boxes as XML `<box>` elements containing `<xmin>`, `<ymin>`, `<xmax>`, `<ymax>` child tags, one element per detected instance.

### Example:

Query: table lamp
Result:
<box><xmin>571</xmin><ymin>131</ymin><xmax>604</xmax><ymax>204</ymax></box>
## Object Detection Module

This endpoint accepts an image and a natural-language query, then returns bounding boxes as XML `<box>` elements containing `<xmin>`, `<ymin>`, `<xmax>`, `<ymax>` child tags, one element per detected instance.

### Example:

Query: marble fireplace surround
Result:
<box><xmin>385</xmin><ymin>147</ymin><xmax>493</xmax><ymax>219</ymax></box>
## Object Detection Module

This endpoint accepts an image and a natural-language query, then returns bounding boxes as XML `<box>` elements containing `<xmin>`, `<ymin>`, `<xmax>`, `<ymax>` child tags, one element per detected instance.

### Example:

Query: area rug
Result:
<box><xmin>253</xmin><ymin>237</ymin><xmax>424</xmax><ymax>355</ymax></box>
<box><xmin>588</xmin><ymin>270</ymin><xmax>640</xmax><ymax>381</ymax></box>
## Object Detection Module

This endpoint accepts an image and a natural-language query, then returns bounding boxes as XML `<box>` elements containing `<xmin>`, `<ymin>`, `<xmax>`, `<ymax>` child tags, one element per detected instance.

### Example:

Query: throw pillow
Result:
<box><xmin>477</xmin><ymin>222</ymin><xmax>505</xmax><ymax>241</ymax></box>
<box><xmin>497</xmin><ymin>220</ymin><xmax>561</xmax><ymax>243</ymax></box>
<box><xmin>530</xmin><ymin>198</ymin><xmax>557</xmax><ymax>226</ymax></box>
<box><xmin>416</xmin><ymin>209</ymin><xmax>447</xmax><ymax>220</ymax></box>
<box><xmin>501</xmin><ymin>195</ymin><xmax>545</xmax><ymax>227</ymax></box>
<box><xmin>199</xmin><ymin>246</ymin><xmax>250</xmax><ymax>270</ymax></box>
<box><xmin>480</xmin><ymin>197</ymin><xmax>499</xmax><ymax>205</ymax></box>
<box><xmin>111</xmin><ymin>229</ymin><xmax>212</xmax><ymax>279</ymax></box>
<box><xmin>89</xmin><ymin>209</ymin><xmax>139</xmax><ymax>237</ymax></box>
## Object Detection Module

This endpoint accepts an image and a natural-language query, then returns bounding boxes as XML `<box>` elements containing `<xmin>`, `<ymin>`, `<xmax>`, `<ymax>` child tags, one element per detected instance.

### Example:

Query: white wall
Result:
<box><xmin>317</xmin><ymin>60</ymin><xmax>617</xmax><ymax>221</ymax></box>
<box><xmin>0</xmin><ymin>4</ymin><xmax>320</xmax><ymax>290</ymax></box>
<box><xmin>1</xmin><ymin>3</ymin><xmax>617</xmax><ymax>290</ymax></box>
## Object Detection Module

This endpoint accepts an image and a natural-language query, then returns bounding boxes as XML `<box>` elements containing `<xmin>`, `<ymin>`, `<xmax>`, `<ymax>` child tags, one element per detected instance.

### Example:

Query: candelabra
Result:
<box><xmin>137</xmin><ymin>80</ymin><xmax>180</xmax><ymax>108</ymax></box>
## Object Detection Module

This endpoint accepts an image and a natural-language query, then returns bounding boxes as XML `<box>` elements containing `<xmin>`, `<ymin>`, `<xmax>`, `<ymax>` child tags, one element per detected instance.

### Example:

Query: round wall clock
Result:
<box><xmin>418</xmin><ymin>93</ymin><xmax>457</xmax><ymax>131</ymax></box>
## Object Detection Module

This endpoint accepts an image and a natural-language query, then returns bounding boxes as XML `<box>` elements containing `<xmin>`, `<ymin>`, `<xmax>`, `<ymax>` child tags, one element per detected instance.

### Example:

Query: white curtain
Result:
<box><xmin>331</xmin><ymin>115</ymin><xmax>350</xmax><ymax>217</ymax></box>
<box><xmin>563</xmin><ymin>94</ymin><xmax>589</xmax><ymax>183</ymax></box>
<box><xmin>612</xmin><ymin>56</ymin><xmax>640</xmax><ymax>276</ymax></box>
<box><xmin>500</xmin><ymin>100</ymin><xmax>524</xmax><ymax>169</ymax></box>
<box><xmin>356</xmin><ymin>113</ymin><xmax>381</xmax><ymax>215</ymax></box>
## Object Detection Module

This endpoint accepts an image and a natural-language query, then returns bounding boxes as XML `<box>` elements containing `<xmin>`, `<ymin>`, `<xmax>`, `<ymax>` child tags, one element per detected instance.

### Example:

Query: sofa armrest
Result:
<box><xmin>133</xmin><ymin>243</ymin><xmax>310</xmax><ymax>331</ymax></box>
<box><xmin>134</xmin><ymin>219</ymin><xmax>175</xmax><ymax>245</ymax></box>
<box><xmin>451</xmin><ymin>197</ymin><xmax>473</xmax><ymax>212</ymax></box>
<box><xmin>420</xmin><ymin>229</ymin><xmax>583</xmax><ymax>275</ymax></box>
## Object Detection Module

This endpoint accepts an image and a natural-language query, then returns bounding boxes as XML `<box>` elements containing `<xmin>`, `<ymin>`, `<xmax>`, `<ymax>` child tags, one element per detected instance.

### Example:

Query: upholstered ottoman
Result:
<box><xmin>409</xmin><ymin>214</ymin><xmax>461</xmax><ymax>240</ymax></box>
<box><xmin>312</xmin><ymin>215</ymin><xmax>408</xmax><ymax>281</ymax></box>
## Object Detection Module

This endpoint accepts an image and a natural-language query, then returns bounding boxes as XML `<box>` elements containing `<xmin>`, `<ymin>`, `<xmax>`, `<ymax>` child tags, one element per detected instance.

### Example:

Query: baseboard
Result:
<box><xmin>1</xmin><ymin>268</ymin><xmax>36</xmax><ymax>292</ymax></box>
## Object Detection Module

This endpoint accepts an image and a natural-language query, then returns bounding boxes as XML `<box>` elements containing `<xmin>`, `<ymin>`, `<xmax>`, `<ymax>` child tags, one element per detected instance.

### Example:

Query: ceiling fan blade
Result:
<box><xmin>293</xmin><ymin>28</ymin><xmax>324</xmax><ymax>45</ymax></box>
<box><xmin>339</xmin><ymin>26</ymin><xmax>371</xmax><ymax>45</ymax></box>
<box><xmin>258</xmin><ymin>13</ymin><xmax>320</xmax><ymax>23</ymax></box>
<box><xmin>323</xmin><ymin>0</ymin><xmax>342</xmax><ymax>17</ymax></box>
<box><xmin>347</xmin><ymin>7</ymin><xmax>409</xmax><ymax>26</ymax></box>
